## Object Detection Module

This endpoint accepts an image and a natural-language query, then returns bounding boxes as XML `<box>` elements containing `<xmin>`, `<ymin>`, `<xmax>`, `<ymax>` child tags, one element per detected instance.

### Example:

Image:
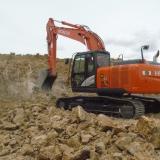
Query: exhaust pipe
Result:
<box><xmin>153</xmin><ymin>50</ymin><xmax>159</xmax><ymax>63</ymax></box>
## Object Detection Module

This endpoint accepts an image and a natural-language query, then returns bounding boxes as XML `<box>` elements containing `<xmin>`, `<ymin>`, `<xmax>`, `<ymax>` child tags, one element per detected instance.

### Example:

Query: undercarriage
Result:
<box><xmin>56</xmin><ymin>95</ymin><xmax>160</xmax><ymax>118</ymax></box>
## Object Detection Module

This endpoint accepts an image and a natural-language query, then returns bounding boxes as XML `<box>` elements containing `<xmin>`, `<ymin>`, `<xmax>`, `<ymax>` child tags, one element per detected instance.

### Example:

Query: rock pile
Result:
<box><xmin>0</xmin><ymin>98</ymin><xmax>160</xmax><ymax>160</ymax></box>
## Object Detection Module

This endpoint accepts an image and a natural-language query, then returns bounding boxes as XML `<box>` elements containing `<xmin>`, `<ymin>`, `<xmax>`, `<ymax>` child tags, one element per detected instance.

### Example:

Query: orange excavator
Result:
<box><xmin>41</xmin><ymin>18</ymin><xmax>160</xmax><ymax>118</ymax></box>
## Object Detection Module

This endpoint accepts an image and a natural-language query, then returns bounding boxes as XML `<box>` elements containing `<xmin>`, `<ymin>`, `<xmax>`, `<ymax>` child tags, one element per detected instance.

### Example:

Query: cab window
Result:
<box><xmin>73</xmin><ymin>55</ymin><xmax>85</xmax><ymax>73</ymax></box>
<box><xmin>96</xmin><ymin>52</ymin><xmax>110</xmax><ymax>67</ymax></box>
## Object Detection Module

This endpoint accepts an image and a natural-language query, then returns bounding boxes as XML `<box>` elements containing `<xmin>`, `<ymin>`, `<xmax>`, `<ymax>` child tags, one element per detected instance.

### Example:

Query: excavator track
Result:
<box><xmin>56</xmin><ymin>96</ymin><xmax>146</xmax><ymax>118</ymax></box>
<box><xmin>130</xmin><ymin>95</ymin><xmax>160</xmax><ymax>113</ymax></box>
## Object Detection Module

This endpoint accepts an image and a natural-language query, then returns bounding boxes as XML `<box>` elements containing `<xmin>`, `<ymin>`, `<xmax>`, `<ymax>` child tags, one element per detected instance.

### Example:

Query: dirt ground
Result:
<box><xmin>0</xmin><ymin>54</ymin><xmax>160</xmax><ymax>160</ymax></box>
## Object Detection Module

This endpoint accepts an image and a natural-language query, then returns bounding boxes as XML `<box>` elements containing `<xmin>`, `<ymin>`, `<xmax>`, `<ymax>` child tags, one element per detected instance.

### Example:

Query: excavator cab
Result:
<box><xmin>71</xmin><ymin>50</ymin><xmax>110</xmax><ymax>92</ymax></box>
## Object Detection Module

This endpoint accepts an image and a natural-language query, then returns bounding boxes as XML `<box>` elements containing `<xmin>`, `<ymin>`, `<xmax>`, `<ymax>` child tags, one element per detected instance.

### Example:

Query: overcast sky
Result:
<box><xmin>1</xmin><ymin>0</ymin><xmax>160</xmax><ymax>60</ymax></box>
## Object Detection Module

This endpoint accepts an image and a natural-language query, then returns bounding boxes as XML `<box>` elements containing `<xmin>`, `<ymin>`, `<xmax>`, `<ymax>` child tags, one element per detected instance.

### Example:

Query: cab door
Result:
<box><xmin>71</xmin><ymin>54</ymin><xmax>86</xmax><ymax>89</ymax></box>
<box><xmin>71</xmin><ymin>53</ymin><xmax>96</xmax><ymax>90</ymax></box>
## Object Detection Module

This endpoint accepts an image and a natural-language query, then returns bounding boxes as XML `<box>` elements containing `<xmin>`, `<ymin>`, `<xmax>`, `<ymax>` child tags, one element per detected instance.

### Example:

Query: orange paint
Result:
<box><xmin>97</xmin><ymin>62</ymin><xmax>160</xmax><ymax>94</ymax></box>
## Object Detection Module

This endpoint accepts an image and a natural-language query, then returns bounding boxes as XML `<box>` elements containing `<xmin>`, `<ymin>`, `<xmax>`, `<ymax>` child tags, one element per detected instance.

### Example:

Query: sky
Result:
<box><xmin>0</xmin><ymin>0</ymin><xmax>160</xmax><ymax>60</ymax></box>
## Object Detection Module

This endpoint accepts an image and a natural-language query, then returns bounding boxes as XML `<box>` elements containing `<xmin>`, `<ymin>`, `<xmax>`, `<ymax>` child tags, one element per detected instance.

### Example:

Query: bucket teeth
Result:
<box><xmin>42</xmin><ymin>73</ymin><xmax>57</xmax><ymax>91</ymax></box>
<box><xmin>38</xmin><ymin>69</ymin><xmax>57</xmax><ymax>91</ymax></box>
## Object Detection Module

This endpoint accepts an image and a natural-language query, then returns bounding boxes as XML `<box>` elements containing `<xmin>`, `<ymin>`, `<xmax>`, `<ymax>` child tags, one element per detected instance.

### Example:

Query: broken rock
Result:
<box><xmin>80</xmin><ymin>133</ymin><xmax>92</xmax><ymax>144</ymax></box>
<box><xmin>73</xmin><ymin>146</ymin><xmax>90</xmax><ymax>160</ymax></box>
<box><xmin>72</xmin><ymin>106</ymin><xmax>87</xmax><ymax>122</ymax></box>
<box><xmin>31</xmin><ymin>134</ymin><xmax>48</xmax><ymax>146</ymax></box>
<box><xmin>96</xmin><ymin>114</ymin><xmax>124</xmax><ymax>132</ymax></box>
<box><xmin>39</xmin><ymin>145</ymin><xmax>61</xmax><ymax>160</ymax></box>
<box><xmin>13</xmin><ymin>108</ymin><xmax>25</xmax><ymax>126</ymax></box>
<box><xmin>2</xmin><ymin>121</ymin><xmax>19</xmax><ymax>130</ymax></box>
<box><xmin>95</xmin><ymin>142</ymin><xmax>105</xmax><ymax>155</ymax></box>
<box><xmin>136</xmin><ymin>116</ymin><xmax>154</xmax><ymax>136</ymax></box>
<box><xmin>21</xmin><ymin>144</ymin><xmax>34</xmax><ymax>156</ymax></box>
<box><xmin>136</xmin><ymin>116</ymin><xmax>160</xmax><ymax>149</ymax></box>
<box><xmin>115</xmin><ymin>136</ymin><xmax>133</xmax><ymax>150</ymax></box>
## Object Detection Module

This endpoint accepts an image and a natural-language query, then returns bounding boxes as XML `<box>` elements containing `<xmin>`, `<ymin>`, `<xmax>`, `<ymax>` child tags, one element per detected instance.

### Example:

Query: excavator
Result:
<box><xmin>40</xmin><ymin>18</ymin><xmax>160</xmax><ymax>118</ymax></box>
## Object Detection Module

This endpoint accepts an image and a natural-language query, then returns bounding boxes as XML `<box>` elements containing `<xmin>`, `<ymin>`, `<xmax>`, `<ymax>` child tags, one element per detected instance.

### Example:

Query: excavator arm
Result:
<box><xmin>42</xmin><ymin>18</ymin><xmax>105</xmax><ymax>90</ymax></box>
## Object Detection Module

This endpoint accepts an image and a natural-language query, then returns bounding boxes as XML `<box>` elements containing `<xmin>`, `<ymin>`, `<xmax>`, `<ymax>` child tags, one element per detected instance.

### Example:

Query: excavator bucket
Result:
<box><xmin>38</xmin><ymin>69</ymin><xmax>57</xmax><ymax>91</ymax></box>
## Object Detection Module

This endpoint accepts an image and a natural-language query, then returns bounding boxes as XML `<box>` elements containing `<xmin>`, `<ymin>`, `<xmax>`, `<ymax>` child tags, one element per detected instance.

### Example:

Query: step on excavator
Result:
<box><xmin>40</xmin><ymin>18</ymin><xmax>160</xmax><ymax>118</ymax></box>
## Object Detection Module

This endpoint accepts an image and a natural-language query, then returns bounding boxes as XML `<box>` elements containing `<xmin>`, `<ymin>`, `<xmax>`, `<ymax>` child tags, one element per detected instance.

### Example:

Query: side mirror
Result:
<box><xmin>65</xmin><ymin>58</ymin><xmax>69</xmax><ymax>64</ymax></box>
